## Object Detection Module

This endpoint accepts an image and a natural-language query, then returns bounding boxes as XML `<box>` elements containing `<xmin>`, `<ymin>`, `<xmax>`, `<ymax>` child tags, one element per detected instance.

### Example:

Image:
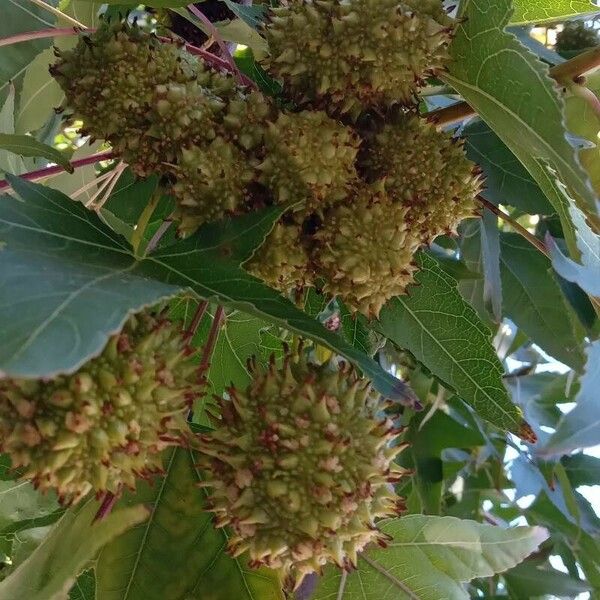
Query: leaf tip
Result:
<box><xmin>517</xmin><ymin>420</ymin><xmax>537</xmax><ymax>444</ymax></box>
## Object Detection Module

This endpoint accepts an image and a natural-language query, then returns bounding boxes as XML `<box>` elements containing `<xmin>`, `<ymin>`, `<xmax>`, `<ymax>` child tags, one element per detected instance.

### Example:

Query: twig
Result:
<box><xmin>428</xmin><ymin>100</ymin><xmax>476</xmax><ymax>128</ymax></box>
<box><xmin>430</xmin><ymin>44</ymin><xmax>600</xmax><ymax>127</ymax></box>
<box><xmin>552</xmin><ymin>46</ymin><xmax>600</xmax><ymax>84</ymax></box>
<box><xmin>198</xmin><ymin>306</ymin><xmax>225</xmax><ymax>378</ymax></box>
<box><xmin>0</xmin><ymin>151</ymin><xmax>114</xmax><ymax>192</ymax></box>
<box><xmin>187</xmin><ymin>4</ymin><xmax>245</xmax><ymax>86</ymax></box>
<box><xmin>86</xmin><ymin>160</ymin><xmax>126</xmax><ymax>209</ymax></box>
<box><xmin>93</xmin><ymin>490</ymin><xmax>119</xmax><ymax>522</ymax></box>
<box><xmin>184</xmin><ymin>300</ymin><xmax>209</xmax><ymax>343</ymax></box>
<box><xmin>145</xmin><ymin>218</ymin><xmax>173</xmax><ymax>254</ymax></box>
<box><xmin>70</xmin><ymin>168</ymin><xmax>115</xmax><ymax>200</ymax></box>
<box><xmin>476</xmin><ymin>196</ymin><xmax>550</xmax><ymax>258</ymax></box>
<box><xmin>26</xmin><ymin>0</ymin><xmax>85</xmax><ymax>28</ymax></box>
<box><xmin>0</xmin><ymin>27</ymin><xmax>81</xmax><ymax>48</ymax></box>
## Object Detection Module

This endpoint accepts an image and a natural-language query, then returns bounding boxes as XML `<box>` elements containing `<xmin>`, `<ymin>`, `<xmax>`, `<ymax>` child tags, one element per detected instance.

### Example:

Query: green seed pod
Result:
<box><xmin>0</xmin><ymin>312</ymin><xmax>201</xmax><ymax>505</ymax></box>
<box><xmin>360</xmin><ymin>113</ymin><xmax>483</xmax><ymax>242</ymax></box>
<box><xmin>245</xmin><ymin>220</ymin><xmax>313</xmax><ymax>293</ymax></box>
<box><xmin>51</xmin><ymin>21</ymin><xmax>274</xmax><ymax>236</ymax></box>
<box><xmin>197</xmin><ymin>347</ymin><xmax>409</xmax><ymax>588</ymax></box>
<box><xmin>314</xmin><ymin>186</ymin><xmax>421</xmax><ymax>318</ymax></box>
<box><xmin>262</xmin><ymin>0</ymin><xmax>454</xmax><ymax>117</ymax></box>
<box><xmin>171</xmin><ymin>137</ymin><xmax>255</xmax><ymax>236</ymax></box>
<box><xmin>258</xmin><ymin>110</ymin><xmax>359</xmax><ymax>207</ymax></box>
<box><xmin>51</xmin><ymin>21</ymin><xmax>199</xmax><ymax>142</ymax></box>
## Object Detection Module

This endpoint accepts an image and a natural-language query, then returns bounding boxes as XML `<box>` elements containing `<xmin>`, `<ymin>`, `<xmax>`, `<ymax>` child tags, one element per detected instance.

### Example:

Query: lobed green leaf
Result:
<box><xmin>376</xmin><ymin>252</ymin><xmax>527</xmax><ymax>435</ymax></box>
<box><xmin>443</xmin><ymin>0</ymin><xmax>598</xmax><ymax>258</ymax></box>
<box><xmin>314</xmin><ymin>515</ymin><xmax>548</xmax><ymax>600</ymax></box>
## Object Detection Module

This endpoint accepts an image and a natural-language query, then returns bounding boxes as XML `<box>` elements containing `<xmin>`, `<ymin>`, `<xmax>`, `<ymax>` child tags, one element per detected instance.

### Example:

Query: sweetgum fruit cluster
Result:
<box><xmin>0</xmin><ymin>312</ymin><xmax>200</xmax><ymax>505</ymax></box>
<box><xmin>262</xmin><ymin>0</ymin><xmax>454</xmax><ymax>118</ymax></box>
<box><xmin>197</xmin><ymin>347</ymin><xmax>408</xmax><ymax>588</ymax></box>
<box><xmin>52</xmin><ymin>21</ymin><xmax>274</xmax><ymax>236</ymax></box>
<box><xmin>50</xmin><ymin>7</ymin><xmax>483</xmax><ymax>318</ymax></box>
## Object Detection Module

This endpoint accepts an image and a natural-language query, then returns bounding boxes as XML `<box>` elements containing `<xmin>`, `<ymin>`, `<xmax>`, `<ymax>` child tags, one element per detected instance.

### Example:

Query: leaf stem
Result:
<box><xmin>184</xmin><ymin>300</ymin><xmax>209</xmax><ymax>343</ymax></box>
<box><xmin>93</xmin><ymin>490</ymin><xmax>119</xmax><ymax>522</ymax></box>
<box><xmin>476</xmin><ymin>196</ymin><xmax>549</xmax><ymax>258</ymax></box>
<box><xmin>0</xmin><ymin>151</ymin><xmax>114</xmax><ymax>192</ymax></box>
<box><xmin>26</xmin><ymin>0</ymin><xmax>85</xmax><ymax>28</ymax></box>
<box><xmin>145</xmin><ymin>218</ymin><xmax>173</xmax><ymax>254</ymax></box>
<box><xmin>0</xmin><ymin>27</ymin><xmax>80</xmax><ymax>48</ymax></box>
<box><xmin>431</xmin><ymin>45</ymin><xmax>600</xmax><ymax>127</ymax></box>
<box><xmin>131</xmin><ymin>187</ymin><xmax>162</xmax><ymax>259</ymax></box>
<box><xmin>198</xmin><ymin>305</ymin><xmax>226</xmax><ymax>380</ymax></box>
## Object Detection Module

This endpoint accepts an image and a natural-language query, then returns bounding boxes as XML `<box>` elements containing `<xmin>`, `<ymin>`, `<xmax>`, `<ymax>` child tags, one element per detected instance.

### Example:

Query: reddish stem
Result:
<box><xmin>0</xmin><ymin>151</ymin><xmax>114</xmax><ymax>192</ymax></box>
<box><xmin>93</xmin><ymin>490</ymin><xmax>119</xmax><ymax>522</ymax></box>
<box><xmin>184</xmin><ymin>300</ymin><xmax>209</xmax><ymax>344</ymax></box>
<box><xmin>186</xmin><ymin>4</ymin><xmax>247</xmax><ymax>86</ymax></box>
<box><xmin>0</xmin><ymin>27</ymin><xmax>82</xmax><ymax>48</ymax></box>
<box><xmin>198</xmin><ymin>306</ymin><xmax>225</xmax><ymax>379</ymax></box>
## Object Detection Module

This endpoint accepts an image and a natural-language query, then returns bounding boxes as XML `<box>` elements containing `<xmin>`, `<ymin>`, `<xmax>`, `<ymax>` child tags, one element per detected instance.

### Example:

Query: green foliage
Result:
<box><xmin>314</xmin><ymin>515</ymin><xmax>548</xmax><ymax>599</ymax></box>
<box><xmin>511</xmin><ymin>0</ymin><xmax>597</xmax><ymax>25</ymax></box>
<box><xmin>377</xmin><ymin>252</ymin><xmax>526</xmax><ymax>436</ymax></box>
<box><xmin>0</xmin><ymin>500</ymin><xmax>147</xmax><ymax>600</ymax></box>
<box><xmin>444</xmin><ymin>0</ymin><xmax>596</xmax><ymax>257</ymax></box>
<box><xmin>96</xmin><ymin>448</ymin><xmax>283</xmax><ymax>600</ymax></box>
<box><xmin>0</xmin><ymin>133</ymin><xmax>72</xmax><ymax>171</ymax></box>
<box><xmin>0</xmin><ymin>0</ymin><xmax>599</xmax><ymax>597</ymax></box>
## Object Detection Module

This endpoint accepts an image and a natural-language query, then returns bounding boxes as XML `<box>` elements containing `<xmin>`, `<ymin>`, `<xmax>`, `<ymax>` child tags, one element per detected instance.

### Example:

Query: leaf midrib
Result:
<box><xmin>120</xmin><ymin>449</ymin><xmax>178</xmax><ymax>600</ymax></box>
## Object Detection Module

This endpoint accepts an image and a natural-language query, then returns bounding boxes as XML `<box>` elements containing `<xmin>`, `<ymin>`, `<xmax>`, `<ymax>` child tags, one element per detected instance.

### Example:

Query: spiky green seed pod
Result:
<box><xmin>223</xmin><ymin>90</ymin><xmax>275</xmax><ymax>151</ymax></box>
<box><xmin>258</xmin><ymin>111</ymin><xmax>359</xmax><ymax>207</ymax></box>
<box><xmin>51</xmin><ymin>21</ymin><xmax>198</xmax><ymax>142</ymax></box>
<box><xmin>0</xmin><ymin>312</ymin><xmax>200</xmax><ymax>505</ymax></box>
<box><xmin>262</xmin><ymin>0</ymin><xmax>453</xmax><ymax>117</ymax></box>
<box><xmin>556</xmin><ymin>21</ymin><xmax>600</xmax><ymax>56</ymax></box>
<box><xmin>171</xmin><ymin>137</ymin><xmax>255</xmax><ymax>236</ymax></box>
<box><xmin>127</xmin><ymin>81</ymin><xmax>227</xmax><ymax>178</ymax></box>
<box><xmin>51</xmin><ymin>21</ymin><xmax>275</xmax><ymax>236</ymax></box>
<box><xmin>197</xmin><ymin>348</ymin><xmax>408</xmax><ymax>588</ymax></box>
<box><xmin>245</xmin><ymin>221</ymin><xmax>313</xmax><ymax>293</ymax></box>
<box><xmin>314</xmin><ymin>187</ymin><xmax>420</xmax><ymax>318</ymax></box>
<box><xmin>360</xmin><ymin>114</ymin><xmax>482</xmax><ymax>243</ymax></box>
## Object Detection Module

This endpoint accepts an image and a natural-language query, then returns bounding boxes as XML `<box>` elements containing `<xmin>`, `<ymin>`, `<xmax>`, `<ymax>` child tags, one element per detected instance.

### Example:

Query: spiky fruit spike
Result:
<box><xmin>51</xmin><ymin>20</ymin><xmax>275</xmax><ymax>236</ymax></box>
<box><xmin>128</xmin><ymin>81</ymin><xmax>226</xmax><ymax>178</ymax></box>
<box><xmin>245</xmin><ymin>220</ymin><xmax>313</xmax><ymax>293</ymax></box>
<box><xmin>259</xmin><ymin>110</ymin><xmax>359</xmax><ymax>208</ymax></box>
<box><xmin>52</xmin><ymin>21</ymin><xmax>199</xmax><ymax>144</ymax></box>
<box><xmin>197</xmin><ymin>347</ymin><xmax>409</xmax><ymax>588</ymax></box>
<box><xmin>261</xmin><ymin>0</ymin><xmax>454</xmax><ymax>115</ymax></box>
<box><xmin>171</xmin><ymin>136</ymin><xmax>254</xmax><ymax>236</ymax></box>
<box><xmin>0</xmin><ymin>311</ymin><xmax>202</xmax><ymax>505</ymax></box>
<box><xmin>313</xmin><ymin>186</ymin><xmax>421</xmax><ymax>318</ymax></box>
<box><xmin>359</xmin><ymin>113</ymin><xmax>483</xmax><ymax>243</ymax></box>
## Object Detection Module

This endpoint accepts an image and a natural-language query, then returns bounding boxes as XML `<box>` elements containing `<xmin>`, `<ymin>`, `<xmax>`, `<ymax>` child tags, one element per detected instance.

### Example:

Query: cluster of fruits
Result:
<box><xmin>51</xmin><ymin>0</ymin><xmax>482</xmax><ymax>318</ymax></box>
<box><xmin>0</xmin><ymin>1</ymin><xmax>487</xmax><ymax>586</ymax></box>
<box><xmin>0</xmin><ymin>315</ymin><xmax>408</xmax><ymax>586</ymax></box>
